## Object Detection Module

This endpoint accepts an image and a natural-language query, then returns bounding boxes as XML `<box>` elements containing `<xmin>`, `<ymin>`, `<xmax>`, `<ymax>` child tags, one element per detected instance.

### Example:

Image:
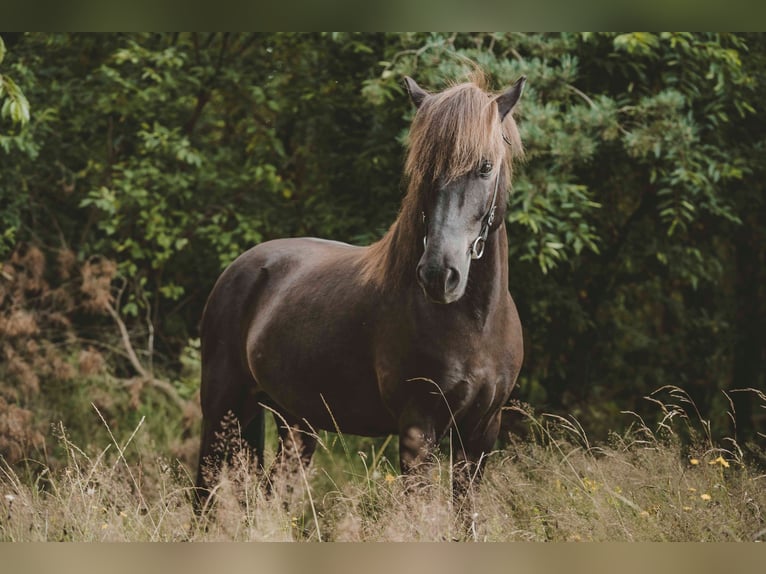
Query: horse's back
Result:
<box><xmin>204</xmin><ymin>236</ymin><xmax>360</xmax><ymax>312</ymax></box>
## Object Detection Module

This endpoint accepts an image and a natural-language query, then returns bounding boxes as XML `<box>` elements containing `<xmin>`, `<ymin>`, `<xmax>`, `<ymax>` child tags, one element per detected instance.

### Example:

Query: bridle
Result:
<box><xmin>422</xmin><ymin>170</ymin><xmax>501</xmax><ymax>260</ymax></box>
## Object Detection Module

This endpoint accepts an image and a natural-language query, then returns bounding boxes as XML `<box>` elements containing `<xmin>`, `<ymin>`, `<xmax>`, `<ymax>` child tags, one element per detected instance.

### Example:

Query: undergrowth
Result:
<box><xmin>1</xmin><ymin>386</ymin><xmax>765</xmax><ymax>541</ymax></box>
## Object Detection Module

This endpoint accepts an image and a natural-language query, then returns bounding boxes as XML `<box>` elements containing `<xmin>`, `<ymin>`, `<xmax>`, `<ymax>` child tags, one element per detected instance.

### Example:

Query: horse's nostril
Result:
<box><xmin>444</xmin><ymin>266</ymin><xmax>460</xmax><ymax>294</ymax></box>
<box><xmin>416</xmin><ymin>262</ymin><xmax>428</xmax><ymax>289</ymax></box>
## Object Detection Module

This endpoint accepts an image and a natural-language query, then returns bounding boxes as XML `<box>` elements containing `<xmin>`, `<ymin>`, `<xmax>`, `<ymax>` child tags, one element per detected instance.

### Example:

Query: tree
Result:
<box><xmin>1</xmin><ymin>33</ymin><xmax>764</xmax><ymax>443</ymax></box>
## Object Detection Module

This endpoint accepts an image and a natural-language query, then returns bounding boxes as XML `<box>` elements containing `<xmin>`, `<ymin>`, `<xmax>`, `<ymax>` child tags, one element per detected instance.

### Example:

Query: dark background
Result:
<box><xmin>1</xmin><ymin>33</ymin><xmax>764</xmax><ymax>460</ymax></box>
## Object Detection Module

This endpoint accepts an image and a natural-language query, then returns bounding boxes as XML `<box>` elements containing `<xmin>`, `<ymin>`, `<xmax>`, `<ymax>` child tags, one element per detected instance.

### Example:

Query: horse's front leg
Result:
<box><xmin>452</xmin><ymin>410</ymin><xmax>502</xmax><ymax>531</ymax></box>
<box><xmin>397</xmin><ymin>403</ymin><xmax>438</xmax><ymax>488</ymax></box>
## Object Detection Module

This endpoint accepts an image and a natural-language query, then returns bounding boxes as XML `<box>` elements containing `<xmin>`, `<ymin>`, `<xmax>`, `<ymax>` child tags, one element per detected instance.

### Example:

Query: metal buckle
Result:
<box><xmin>471</xmin><ymin>234</ymin><xmax>486</xmax><ymax>260</ymax></box>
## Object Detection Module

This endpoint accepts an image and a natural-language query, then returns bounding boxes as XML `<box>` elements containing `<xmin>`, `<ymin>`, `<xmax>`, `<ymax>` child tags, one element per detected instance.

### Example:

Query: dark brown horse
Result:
<box><xmin>195</xmin><ymin>72</ymin><xmax>526</xmax><ymax>508</ymax></box>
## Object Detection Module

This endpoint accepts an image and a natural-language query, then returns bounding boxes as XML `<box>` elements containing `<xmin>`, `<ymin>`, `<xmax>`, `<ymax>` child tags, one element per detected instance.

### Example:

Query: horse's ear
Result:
<box><xmin>404</xmin><ymin>76</ymin><xmax>429</xmax><ymax>109</ymax></box>
<box><xmin>495</xmin><ymin>76</ymin><xmax>526</xmax><ymax>121</ymax></box>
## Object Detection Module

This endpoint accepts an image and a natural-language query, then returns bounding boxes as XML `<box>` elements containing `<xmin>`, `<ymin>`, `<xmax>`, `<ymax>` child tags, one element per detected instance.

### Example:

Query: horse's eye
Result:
<box><xmin>479</xmin><ymin>160</ymin><xmax>493</xmax><ymax>178</ymax></box>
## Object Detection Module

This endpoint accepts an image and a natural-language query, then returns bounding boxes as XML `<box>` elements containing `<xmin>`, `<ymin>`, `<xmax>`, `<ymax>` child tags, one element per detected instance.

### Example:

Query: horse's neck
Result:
<box><xmin>361</xmin><ymin>203</ymin><xmax>422</xmax><ymax>292</ymax></box>
<box><xmin>462</xmin><ymin>224</ymin><xmax>510</xmax><ymax>313</ymax></box>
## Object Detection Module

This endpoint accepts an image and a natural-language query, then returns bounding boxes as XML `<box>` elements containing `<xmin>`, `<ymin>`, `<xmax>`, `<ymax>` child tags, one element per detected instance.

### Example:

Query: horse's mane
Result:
<box><xmin>362</xmin><ymin>71</ymin><xmax>524</xmax><ymax>290</ymax></box>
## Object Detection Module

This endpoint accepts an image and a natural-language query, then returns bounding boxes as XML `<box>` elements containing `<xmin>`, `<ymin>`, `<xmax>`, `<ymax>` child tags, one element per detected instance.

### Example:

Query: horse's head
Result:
<box><xmin>404</xmin><ymin>74</ymin><xmax>525</xmax><ymax>304</ymax></box>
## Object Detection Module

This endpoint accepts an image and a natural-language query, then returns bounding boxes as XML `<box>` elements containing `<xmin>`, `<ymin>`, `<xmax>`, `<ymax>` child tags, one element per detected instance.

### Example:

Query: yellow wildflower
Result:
<box><xmin>583</xmin><ymin>477</ymin><xmax>600</xmax><ymax>493</ymax></box>
<box><xmin>708</xmin><ymin>456</ymin><xmax>730</xmax><ymax>468</ymax></box>
<box><xmin>385</xmin><ymin>473</ymin><xmax>396</xmax><ymax>484</ymax></box>
<box><xmin>700</xmin><ymin>493</ymin><xmax>712</xmax><ymax>501</ymax></box>
<box><xmin>689</xmin><ymin>458</ymin><xmax>700</xmax><ymax>466</ymax></box>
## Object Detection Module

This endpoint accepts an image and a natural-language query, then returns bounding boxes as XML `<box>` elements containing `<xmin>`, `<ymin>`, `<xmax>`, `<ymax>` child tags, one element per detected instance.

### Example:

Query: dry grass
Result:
<box><xmin>1</xmin><ymin>388</ymin><xmax>765</xmax><ymax>542</ymax></box>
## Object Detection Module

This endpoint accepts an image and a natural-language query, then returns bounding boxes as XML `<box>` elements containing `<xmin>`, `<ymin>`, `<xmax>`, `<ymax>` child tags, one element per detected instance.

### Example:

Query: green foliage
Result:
<box><xmin>1</xmin><ymin>33</ymin><xmax>765</xmax><ymax>440</ymax></box>
<box><xmin>0</xmin><ymin>35</ymin><xmax>30</xmax><ymax>257</ymax></box>
<box><xmin>0</xmin><ymin>38</ymin><xmax>30</xmax><ymax>128</ymax></box>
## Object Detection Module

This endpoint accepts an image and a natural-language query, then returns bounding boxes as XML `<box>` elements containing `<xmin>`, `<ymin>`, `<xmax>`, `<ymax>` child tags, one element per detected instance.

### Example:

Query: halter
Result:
<box><xmin>422</xmin><ymin>171</ymin><xmax>501</xmax><ymax>260</ymax></box>
<box><xmin>470</xmin><ymin>172</ymin><xmax>501</xmax><ymax>259</ymax></box>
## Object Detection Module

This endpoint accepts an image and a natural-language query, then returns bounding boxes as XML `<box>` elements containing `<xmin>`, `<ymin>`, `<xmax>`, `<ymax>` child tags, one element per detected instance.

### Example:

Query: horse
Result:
<box><xmin>195</xmin><ymin>71</ymin><xmax>526</xmax><ymax>511</ymax></box>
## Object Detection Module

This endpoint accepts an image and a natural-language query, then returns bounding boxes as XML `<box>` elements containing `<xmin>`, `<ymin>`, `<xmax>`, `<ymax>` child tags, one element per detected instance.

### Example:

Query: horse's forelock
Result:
<box><xmin>405</xmin><ymin>81</ymin><xmax>521</xmax><ymax>193</ymax></box>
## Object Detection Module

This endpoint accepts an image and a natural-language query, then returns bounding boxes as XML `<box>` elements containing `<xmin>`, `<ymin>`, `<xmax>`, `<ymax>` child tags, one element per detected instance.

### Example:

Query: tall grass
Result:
<box><xmin>1</xmin><ymin>387</ymin><xmax>765</xmax><ymax>541</ymax></box>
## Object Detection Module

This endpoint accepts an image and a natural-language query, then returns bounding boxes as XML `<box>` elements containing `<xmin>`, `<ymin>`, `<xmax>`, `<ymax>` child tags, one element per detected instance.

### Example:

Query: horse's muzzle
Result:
<box><xmin>416</xmin><ymin>261</ymin><xmax>462</xmax><ymax>304</ymax></box>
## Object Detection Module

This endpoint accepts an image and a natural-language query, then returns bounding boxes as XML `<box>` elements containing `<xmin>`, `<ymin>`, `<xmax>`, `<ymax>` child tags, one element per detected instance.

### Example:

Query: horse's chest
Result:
<box><xmin>375</xmin><ymin>315</ymin><xmax>517</xmax><ymax>417</ymax></box>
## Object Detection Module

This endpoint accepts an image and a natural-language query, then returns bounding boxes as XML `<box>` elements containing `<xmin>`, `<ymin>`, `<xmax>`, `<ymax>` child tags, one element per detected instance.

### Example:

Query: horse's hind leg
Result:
<box><xmin>194</xmin><ymin>406</ymin><xmax>265</xmax><ymax>516</ymax></box>
<box><xmin>241</xmin><ymin>406</ymin><xmax>266</xmax><ymax>473</ymax></box>
<box><xmin>266</xmin><ymin>413</ymin><xmax>318</xmax><ymax>508</ymax></box>
<box><xmin>194</xmin><ymin>374</ymin><xmax>264</xmax><ymax>514</ymax></box>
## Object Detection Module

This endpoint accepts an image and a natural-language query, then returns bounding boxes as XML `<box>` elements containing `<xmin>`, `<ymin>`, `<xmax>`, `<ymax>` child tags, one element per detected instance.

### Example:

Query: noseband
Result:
<box><xmin>422</xmin><ymin>171</ymin><xmax>501</xmax><ymax>260</ymax></box>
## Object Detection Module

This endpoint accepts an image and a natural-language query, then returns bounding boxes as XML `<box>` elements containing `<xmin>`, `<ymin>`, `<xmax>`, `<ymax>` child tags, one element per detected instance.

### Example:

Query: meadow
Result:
<box><xmin>2</xmin><ymin>385</ymin><xmax>764</xmax><ymax>542</ymax></box>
